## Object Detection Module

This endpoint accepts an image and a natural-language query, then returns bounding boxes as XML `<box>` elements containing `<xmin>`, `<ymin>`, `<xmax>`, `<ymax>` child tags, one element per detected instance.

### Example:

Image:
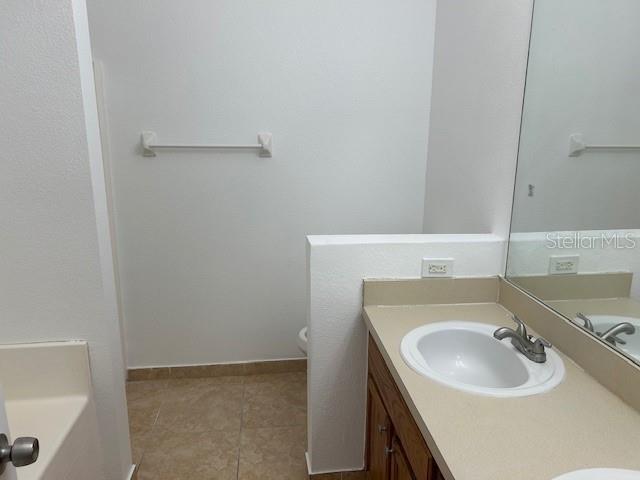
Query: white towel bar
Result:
<box><xmin>141</xmin><ymin>131</ymin><xmax>273</xmax><ymax>157</ymax></box>
<box><xmin>569</xmin><ymin>133</ymin><xmax>640</xmax><ymax>157</ymax></box>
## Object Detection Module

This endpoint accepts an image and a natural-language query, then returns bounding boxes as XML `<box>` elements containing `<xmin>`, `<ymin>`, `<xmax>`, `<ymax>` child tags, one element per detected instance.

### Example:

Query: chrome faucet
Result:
<box><xmin>576</xmin><ymin>312</ymin><xmax>635</xmax><ymax>346</ymax></box>
<box><xmin>599</xmin><ymin>322</ymin><xmax>636</xmax><ymax>346</ymax></box>
<box><xmin>575</xmin><ymin>312</ymin><xmax>595</xmax><ymax>332</ymax></box>
<box><xmin>493</xmin><ymin>315</ymin><xmax>551</xmax><ymax>363</ymax></box>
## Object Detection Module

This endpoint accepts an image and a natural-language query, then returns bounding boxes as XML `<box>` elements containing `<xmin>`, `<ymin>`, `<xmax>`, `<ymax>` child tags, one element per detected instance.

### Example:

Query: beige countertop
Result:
<box><xmin>363</xmin><ymin>302</ymin><xmax>640</xmax><ymax>480</ymax></box>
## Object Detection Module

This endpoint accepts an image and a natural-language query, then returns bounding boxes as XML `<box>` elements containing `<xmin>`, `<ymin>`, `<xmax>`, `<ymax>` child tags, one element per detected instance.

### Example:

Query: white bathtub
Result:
<box><xmin>0</xmin><ymin>342</ymin><xmax>103</xmax><ymax>480</ymax></box>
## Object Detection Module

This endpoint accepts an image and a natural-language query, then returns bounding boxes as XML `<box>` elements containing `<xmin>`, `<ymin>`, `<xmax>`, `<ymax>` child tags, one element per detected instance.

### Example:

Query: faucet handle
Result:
<box><xmin>511</xmin><ymin>315</ymin><xmax>528</xmax><ymax>338</ymax></box>
<box><xmin>532</xmin><ymin>337</ymin><xmax>551</xmax><ymax>354</ymax></box>
<box><xmin>576</xmin><ymin>312</ymin><xmax>595</xmax><ymax>332</ymax></box>
<box><xmin>536</xmin><ymin>337</ymin><xmax>551</xmax><ymax>348</ymax></box>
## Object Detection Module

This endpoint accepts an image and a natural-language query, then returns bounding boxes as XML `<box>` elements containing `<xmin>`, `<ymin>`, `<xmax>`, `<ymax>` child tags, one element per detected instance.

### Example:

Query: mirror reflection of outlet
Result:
<box><xmin>549</xmin><ymin>255</ymin><xmax>579</xmax><ymax>275</ymax></box>
<box><xmin>422</xmin><ymin>258</ymin><xmax>454</xmax><ymax>277</ymax></box>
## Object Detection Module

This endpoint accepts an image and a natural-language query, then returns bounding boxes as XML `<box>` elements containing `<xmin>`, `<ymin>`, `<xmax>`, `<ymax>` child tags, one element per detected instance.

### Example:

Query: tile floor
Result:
<box><xmin>126</xmin><ymin>371</ymin><xmax>308</xmax><ymax>480</ymax></box>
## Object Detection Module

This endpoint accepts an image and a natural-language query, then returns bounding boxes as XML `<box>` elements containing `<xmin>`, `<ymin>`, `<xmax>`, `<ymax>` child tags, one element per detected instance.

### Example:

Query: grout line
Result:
<box><xmin>127</xmin><ymin>380</ymin><xmax>170</xmax><ymax>474</ymax></box>
<box><xmin>150</xmin><ymin>380</ymin><xmax>169</xmax><ymax>428</ymax></box>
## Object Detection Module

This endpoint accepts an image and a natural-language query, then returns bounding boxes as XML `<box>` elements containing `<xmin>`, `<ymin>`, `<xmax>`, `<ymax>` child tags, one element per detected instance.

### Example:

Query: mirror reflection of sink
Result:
<box><xmin>573</xmin><ymin>314</ymin><xmax>640</xmax><ymax>362</ymax></box>
<box><xmin>553</xmin><ymin>469</ymin><xmax>640</xmax><ymax>480</ymax></box>
<box><xmin>400</xmin><ymin>321</ymin><xmax>565</xmax><ymax>397</ymax></box>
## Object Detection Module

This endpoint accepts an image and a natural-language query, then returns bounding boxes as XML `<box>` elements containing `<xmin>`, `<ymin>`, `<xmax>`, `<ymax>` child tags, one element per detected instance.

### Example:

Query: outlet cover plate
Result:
<box><xmin>422</xmin><ymin>258</ymin><xmax>454</xmax><ymax>277</ymax></box>
<box><xmin>549</xmin><ymin>255</ymin><xmax>579</xmax><ymax>275</ymax></box>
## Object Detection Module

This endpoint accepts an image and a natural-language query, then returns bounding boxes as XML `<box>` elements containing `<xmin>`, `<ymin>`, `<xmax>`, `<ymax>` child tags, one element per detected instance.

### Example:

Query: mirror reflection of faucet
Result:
<box><xmin>575</xmin><ymin>313</ymin><xmax>594</xmax><ymax>333</ymax></box>
<box><xmin>574</xmin><ymin>312</ymin><xmax>636</xmax><ymax>346</ymax></box>
<box><xmin>600</xmin><ymin>322</ymin><xmax>636</xmax><ymax>346</ymax></box>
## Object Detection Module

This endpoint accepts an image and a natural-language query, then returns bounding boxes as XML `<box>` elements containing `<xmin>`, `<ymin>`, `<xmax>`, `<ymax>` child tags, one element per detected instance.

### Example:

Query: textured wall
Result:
<box><xmin>86</xmin><ymin>0</ymin><xmax>437</xmax><ymax>367</ymax></box>
<box><xmin>0</xmin><ymin>1</ymin><xmax>131</xmax><ymax>478</ymax></box>
<box><xmin>306</xmin><ymin>234</ymin><xmax>506</xmax><ymax>473</ymax></box>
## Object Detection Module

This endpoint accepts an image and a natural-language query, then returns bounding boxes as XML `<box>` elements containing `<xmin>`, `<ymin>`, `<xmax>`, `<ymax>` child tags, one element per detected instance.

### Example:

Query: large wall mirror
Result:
<box><xmin>506</xmin><ymin>0</ymin><xmax>640</xmax><ymax>366</ymax></box>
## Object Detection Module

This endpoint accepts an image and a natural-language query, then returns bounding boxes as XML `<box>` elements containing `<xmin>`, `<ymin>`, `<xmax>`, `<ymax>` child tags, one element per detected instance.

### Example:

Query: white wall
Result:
<box><xmin>507</xmin><ymin>230</ymin><xmax>640</xmax><ymax>298</ymax></box>
<box><xmin>86</xmin><ymin>0</ymin><xmax>437</xmax><ymax>367</ymax></box>
<box><xmin>423</xmin><ymin>0</ymin><xmax>533</xmax><ymax>237</ymax></box>
<box><xmin>0</xmin><ymin>1</ymin><xmax>131</xmax><ymax>479</ymax></box>
<box><xmin>307</xmin><ymin>234</ymin><xmax>506</xmax><ymax>474</ymax></box>
<box><xmin>511</xmin><ymin>0</ymin><xmax>640</xmax><ymax>233</ymax></box>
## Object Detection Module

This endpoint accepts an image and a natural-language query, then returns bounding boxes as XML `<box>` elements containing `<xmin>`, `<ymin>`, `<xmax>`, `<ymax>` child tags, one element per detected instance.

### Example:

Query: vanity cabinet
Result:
<box><xmin>367</xmin><ymin>379</ymin><xmax>392</xmax><ymax>480</ymax></box>
<box><xmin>366</xmin><ymin>335</ymin><xmax>443</xmax><ymax>480</ymax></box>
<box><xmin>389</xmin><ymin>437</ymin><xmax>415</xmax><ymax>480</ymax></box>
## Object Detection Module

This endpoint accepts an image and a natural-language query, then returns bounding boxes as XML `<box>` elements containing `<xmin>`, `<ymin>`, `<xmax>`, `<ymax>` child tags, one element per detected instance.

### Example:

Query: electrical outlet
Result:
<box><xmin>549</xmin><ymin>255</ymin><xmax>579</xmax><ymax>275</ymax></box>
<box><xmin>422</xmin><ymin>258</ymin><xmax>454</xmax><ymax>277</ymax></box>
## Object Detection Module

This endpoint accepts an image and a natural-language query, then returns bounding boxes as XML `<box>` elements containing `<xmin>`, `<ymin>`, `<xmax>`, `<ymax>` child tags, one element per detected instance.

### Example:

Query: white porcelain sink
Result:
<box><xmin>573</xmin><ymin>314</ymin><xmax>640</xmax><ymax>362</ymax></box>
<box><xmin>400</xmin><ymin>321</ymin><xmax>565</xmax><ymax>397</ymax></box>
<box><xmin>553</xmin><ymin>469</ymin><xmax>640</xmax><ymax>479</ymax></box>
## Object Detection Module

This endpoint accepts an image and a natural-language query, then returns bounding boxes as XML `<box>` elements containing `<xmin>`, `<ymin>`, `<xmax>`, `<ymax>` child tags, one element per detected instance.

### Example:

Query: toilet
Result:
<box><xmin>297</xmin><ymin>327</ymin><xmax>308</xmax><ymax>355</ymax></box>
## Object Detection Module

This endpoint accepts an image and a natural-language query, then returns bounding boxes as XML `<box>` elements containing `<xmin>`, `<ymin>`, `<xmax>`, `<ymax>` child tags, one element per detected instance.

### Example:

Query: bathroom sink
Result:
<box><xmin>400</xmin><ymin>321</ymin><xmax>565</xmax><ymax>397</ymax></box>
<box><xmin>573</xmin><ymin>314</ymin><xmax>640</xmax><ymax>361</ymax></box>
<box><xmin>553</xmin><ymin>469</ymin><xmax>640</xmax><ymax>479</ymax></box>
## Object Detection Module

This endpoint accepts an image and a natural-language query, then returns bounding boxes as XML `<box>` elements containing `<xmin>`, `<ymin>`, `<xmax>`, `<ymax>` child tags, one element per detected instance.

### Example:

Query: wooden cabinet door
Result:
<box><xmin>390</xmin><ymin>437</ymin><xmax>415</xmax><ymax>480</ymax></box>
<box><xmin>367</xmin><ymin>378</ymin><xmax>391</xmax><ymax>480</ymax></box>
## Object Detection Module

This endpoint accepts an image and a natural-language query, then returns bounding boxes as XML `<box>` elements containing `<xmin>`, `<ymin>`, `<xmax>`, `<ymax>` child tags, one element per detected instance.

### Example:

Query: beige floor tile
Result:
<box><xmin>127</xmin><ymin>372</ymin><xmax>312</xmax><ymax>479</ymax></box>
<box><xmin>126</xmin><ymin>380</ymin><xmax>169</xmax><ymax>405</ymax></box>
<box><xmin>156</xmin><ymin>383</ymin><xmax>244</xmax><ymax>432</ymax></box>
<box><xmin>128</xmin><ymin>401</ymin><xmax>161</xmax><ymax>430</ymax></box>
<box><xmin>126</xmin><ymin>381</ymin><xmax>165</xmax><ymax>431</ymax></box>
<box><xmin>130</xmin><ymin>426</ymin><xmax>150</xmax><ymax>466</ymax></box>
<box><xmin>127</xmin><ymin>382</ymin><xmax>166</xmax><ymax>465</ymax></box>
<box><xmin>137</xmin><ymin>428</ymin><xmax>240</xmax><ymax>480</ymax></box>
<box><xmin>128</xmin><ymin>402</ymin><xmax>161</xmax><ymax>460</ymax></box>
<box><xmin>243</xmin><ymin>374</ymin><xmax>306</xmax><ymax>428</ymax></box>
<box><xmin>168</xmin><ymin>375</ymin><xmax>245</xmax><ymax>392</ymax></box>
<box><xmin>238</xmin><ymin>425</ymin><xmax>307</xmax><ymax>480</ymax></box>
<box><xmin>163</xmin><ymin>377</ymin><xmax>245</xmax><ymax>405</ymax></box>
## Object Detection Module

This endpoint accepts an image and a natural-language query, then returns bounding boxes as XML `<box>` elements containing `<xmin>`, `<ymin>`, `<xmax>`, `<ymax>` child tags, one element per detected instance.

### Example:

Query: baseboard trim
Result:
<box><xmin>127</xmin><ymin>358</ymin><xmax>306</xmax><ymax>381</ymax></box>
